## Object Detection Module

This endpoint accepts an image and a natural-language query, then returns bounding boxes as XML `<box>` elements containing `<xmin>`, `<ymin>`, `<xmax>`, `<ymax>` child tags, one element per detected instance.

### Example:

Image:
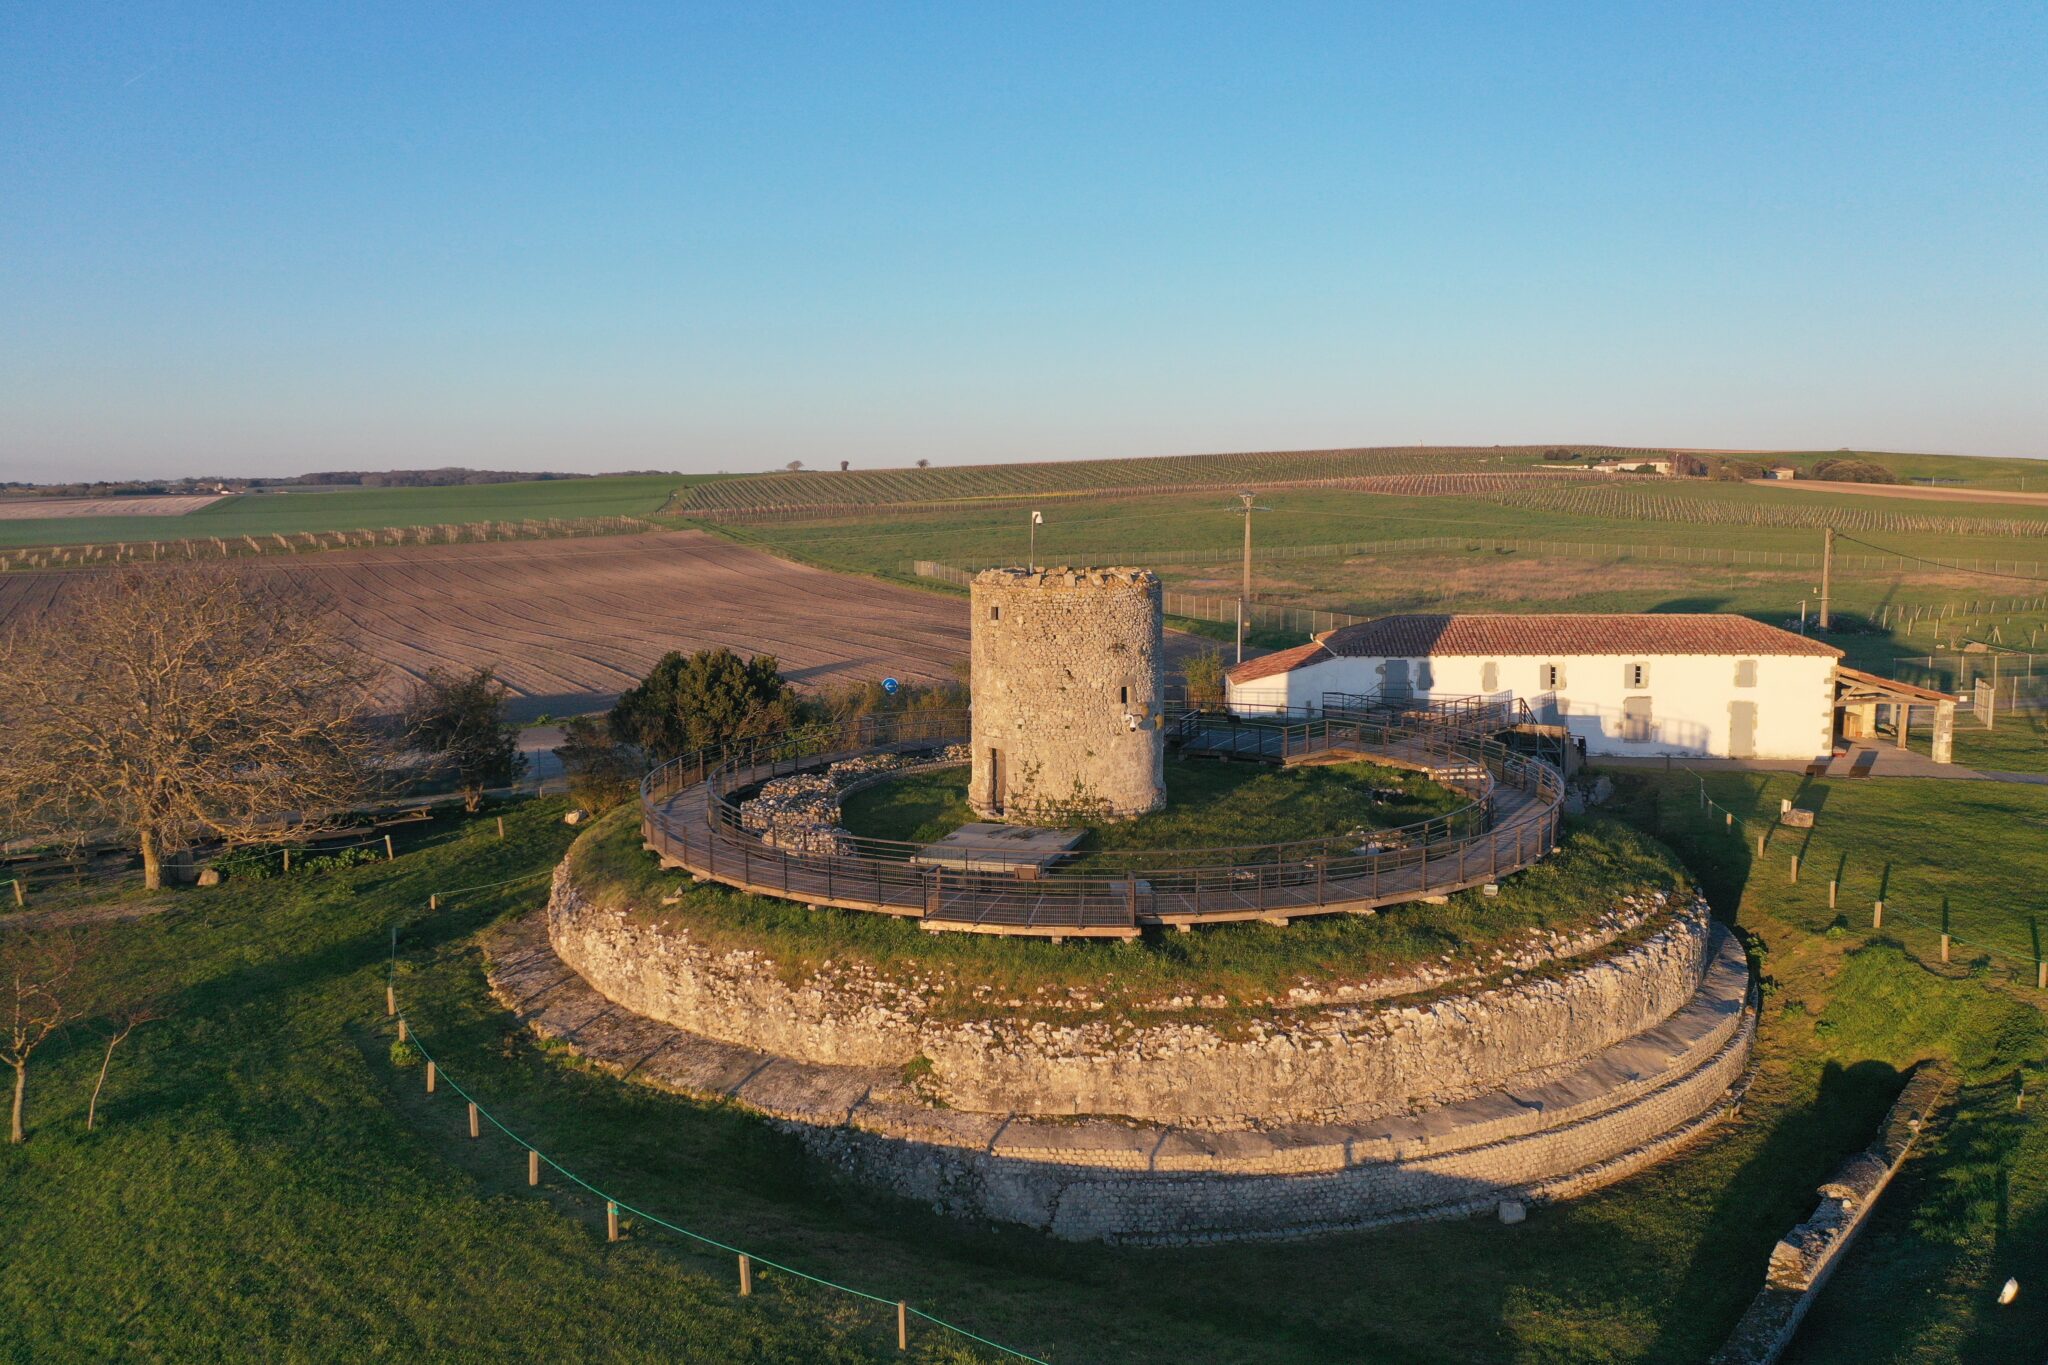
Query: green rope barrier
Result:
<box><xmin>387</xmin><ymin>923</ymin><xmax>1046</xmax><ymax>1363</ymax></box>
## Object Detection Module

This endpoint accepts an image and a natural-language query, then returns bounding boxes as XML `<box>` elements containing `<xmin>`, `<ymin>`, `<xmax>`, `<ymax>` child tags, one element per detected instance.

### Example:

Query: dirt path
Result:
<box><xmin>1747</xmin><ymin>479</ymin><xmax>2048</xmax><ymax>507</ymax></box>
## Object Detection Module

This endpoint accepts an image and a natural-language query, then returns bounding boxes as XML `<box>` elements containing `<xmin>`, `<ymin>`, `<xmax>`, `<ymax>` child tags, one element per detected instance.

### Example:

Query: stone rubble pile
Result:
<box><xmin>740</xmin><ymin>744</ymin><xmax>969</xmax><ymax>856</ymax></box>
<box><xmin>740</xmin><ymin>773</ymin><xmax>849</xmax><ymax>854</ymax></box>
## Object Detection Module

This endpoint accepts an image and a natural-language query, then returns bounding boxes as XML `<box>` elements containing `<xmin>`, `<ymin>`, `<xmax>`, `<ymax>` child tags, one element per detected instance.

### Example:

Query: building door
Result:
<box><xmin>1622</xmin><ymin>696</ymin><xmax>1653</xmax><ymax>744</ymax></box>
<box><xmin>1384</xmin><ymin>658</ymin><xmax>1411</xmax><ymax>700</ymax></box>
<box><xmin>1729</xmin><ymin>701</ymin><xmax>1757</xmax><ymax>758</ymax></box>
<box><xmin>987</xmin><ymin>747</ymin><xmax>1006</xmax><ymax>814</ymax></box>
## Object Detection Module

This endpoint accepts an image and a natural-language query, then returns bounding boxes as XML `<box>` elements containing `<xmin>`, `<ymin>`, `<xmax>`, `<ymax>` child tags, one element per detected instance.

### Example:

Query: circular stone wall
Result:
<box><xmin>546</xmin><ymin>860</ymin><xmax>1717</xmax><ymax>1128</ymax></box>
<box><xmin>968</xmin><ymin>565</ymin><xmax>1165</xmax><ymax>820</ymax></box>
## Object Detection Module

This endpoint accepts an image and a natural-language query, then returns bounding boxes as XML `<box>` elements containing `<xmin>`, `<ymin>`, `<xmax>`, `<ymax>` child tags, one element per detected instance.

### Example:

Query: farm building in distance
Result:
<box><xmin>1226</xmin><ymin>613</ymin><xmax>1843</xmax><ymax>760</ymax></box>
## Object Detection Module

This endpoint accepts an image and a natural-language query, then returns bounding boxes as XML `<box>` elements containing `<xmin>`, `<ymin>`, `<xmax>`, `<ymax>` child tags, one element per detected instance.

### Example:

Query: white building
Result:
<box><xmin>1226</xmin><ymin>613</ymin><xmax>1842</xmax><ymax>760</ymax></box>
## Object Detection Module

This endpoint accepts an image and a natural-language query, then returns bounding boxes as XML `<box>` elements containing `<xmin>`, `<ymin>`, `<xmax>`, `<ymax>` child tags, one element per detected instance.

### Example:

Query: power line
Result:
<box><xmin>1832</xmin><ymin>532</ymin><xmax>2048</xmax><ymax>584</ymax></box>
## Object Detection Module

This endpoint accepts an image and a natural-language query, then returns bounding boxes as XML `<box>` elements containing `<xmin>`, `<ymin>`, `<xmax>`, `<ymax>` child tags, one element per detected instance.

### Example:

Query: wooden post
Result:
<box><xmin>497</xmin><ymin>816</ymin><xmax>506</xmax><ymax>840</ymax></box>
<box><xmin>1829</xmin><ymin>879</ymin><xmax>1838</xmax><ymax>909</ymax></box>
<box><xmin>468</xmin><ymin>1102</ymin><xmax>480</xmax><ymax>1138</ymax></box>
<box><xmin>607</xmin><ymin>1201</ymin><xmax>620</xmax><ymax>1242</ymax></box>
<box><xmin>384</xmin><ymin>834</ymin><xmax>396</xmax><ymax>861</ymax></box>
<box><xmin>1873</xmin><ymin>900</ymin><xmax>1884</xmax><ymax>928</ymax></box>
<box><xmin>10</xmin><ymin>880</ymin><xmax>22</xmax><ymax>907</ymax></box>
<box><xmin>1756</xmin><ymin>833</ymin><xmax>1765</xmax><ymax>857</ymax></box>
<box><xmin>1725</xmin><ymin>811</ymin><xmax>1732</xmax><ymax>828</ymax></box>
<box><xmin>1790</xmin><ymin>855</ymin><xmax>1799</xmax><ymax>883</ymax></box>
<box><xmin>897</xmin><ymin>1302</ymin><xmax>908</xmax><ymax>1352</ymax></box>
<box><xmin>282</xmin><ymin>849</ymin><xmax>291</xmax><ymax>873</ymax></box>
<box><xmin>397</xmin><ymin>1018</ymin><xmax>407</xmax><ymax>1043</ymax></box>
<box><xmin>2038</xmin><ymin>962</ymin><xmax>2047</xmax><ymax>991</ymax></box>
<box><xmin>529</xmin><ymin>1148</ymin><xmax>540</xmax><ymax>1185</ymax></box>
<box><xmin>386</xmin><ymin>983</ymin><xmax>396</xmax><ymax>1016</ymax></box>
<box><xmin>429</xmin><ymin>893</ymin><xmax>439</xmax><ymax>911</ymax></box>
<box><xmin>425</xmin><ymin>1060</ymin><xmax>436</xmax><ymax>1093</ymax></box>
<box><xmin>1941</xmin><ymin>933</ymin><xmax>1951</xmax><ymax>964</ymax></box>
<box><xmin>739</xmin><ymin>1254</ymin><xmax>753</xmax><ymax>1296</ymax></box>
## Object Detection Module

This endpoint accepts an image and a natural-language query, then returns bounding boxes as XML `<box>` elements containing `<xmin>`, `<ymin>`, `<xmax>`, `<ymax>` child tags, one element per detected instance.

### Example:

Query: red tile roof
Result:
<box><xmin>1227</xmin><ymin>613</ymin><xmax>1840</xmax><ymax>683</ymax></box>
<box><xmin>1225</xmin><ymin>640</ymin><xmax>1329</xmax><ymax>684</ymax></box>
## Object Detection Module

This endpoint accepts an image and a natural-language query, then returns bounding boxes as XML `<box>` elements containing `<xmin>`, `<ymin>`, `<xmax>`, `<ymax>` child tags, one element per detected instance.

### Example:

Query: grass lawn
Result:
<box><xmin>5</xmin><ymin>771</ymin><xmax>2045</xmax><ymax>1359</ymax></box>
<box><xmin>836</xmin><ymin>757</ymin><xmax>1465</xmax><ymax>855</ymax></box>
<box><xmin>1906</xmin><ymin>712</ymin><xmax>2048</xmax><ymax>775</ymax></box>
<box><xmin>1592</xmin><ymin>767</ymin><xmax>2048</xmax><ymax>1362</ymax></box>
<box><xmin>0</xmin><ymin>474</ymin><xmax>700</xmax><ymax>549</ymax></box>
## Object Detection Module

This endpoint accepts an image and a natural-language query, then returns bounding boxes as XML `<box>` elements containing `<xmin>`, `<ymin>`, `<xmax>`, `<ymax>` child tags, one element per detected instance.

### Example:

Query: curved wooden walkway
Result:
<box><xmin>642</xmin><ymin>721</ymin><xmax>1564</xmax><ymax>939</ymax></box>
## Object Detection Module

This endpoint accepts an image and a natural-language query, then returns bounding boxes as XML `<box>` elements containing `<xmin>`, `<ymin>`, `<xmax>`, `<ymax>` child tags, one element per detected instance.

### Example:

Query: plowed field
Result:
<box><xmin>0</xmin><ymin>494</ymin><xmax>228</xmax><ymax>519</ymax></box>
<box><xmin>0</xmin><ymin>531</ymin><xmax>972</xmax><ymax>720</ymax></box>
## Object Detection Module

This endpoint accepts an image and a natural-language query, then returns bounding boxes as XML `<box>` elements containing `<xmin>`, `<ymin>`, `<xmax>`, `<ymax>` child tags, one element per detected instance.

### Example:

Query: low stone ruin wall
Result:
<box><xmin>548</xmin><ymin>861</ymin><xmax>1716</xmax><ymax>1126</ymax></box>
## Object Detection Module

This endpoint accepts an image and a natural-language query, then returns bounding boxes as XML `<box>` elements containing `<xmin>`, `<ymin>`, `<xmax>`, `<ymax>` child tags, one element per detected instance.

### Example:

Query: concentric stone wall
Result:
<box><xmin>547</xmin><ymin>864</ymin><xmax>1716</xmax><ymax>1126</ymax></box>
<box><xmin>968</xmin><ymin>566</ymin><xmax>1165</xmax><ymax>820</ymax></box>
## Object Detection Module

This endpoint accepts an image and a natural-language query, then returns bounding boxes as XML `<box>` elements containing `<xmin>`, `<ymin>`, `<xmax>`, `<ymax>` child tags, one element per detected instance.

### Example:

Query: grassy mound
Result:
<box><xmin>572</xmin><ymin>803</ymin><xmax>1690</xmax><ymax>1021</ymax></box>
<box><xmin>837</xmin><ymin>757</ymin><xmax>1465</xmax><ymax>856</ymax></box>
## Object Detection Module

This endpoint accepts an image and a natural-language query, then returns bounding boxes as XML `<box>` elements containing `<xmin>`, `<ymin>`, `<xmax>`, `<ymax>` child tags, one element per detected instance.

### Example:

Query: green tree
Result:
<box><xmin>556</xmin><ymin>716</ymin><xmax>640</xmax><ymax>812</ymax></box>
<box><xmin>404</xmin><ymin>667</ymin><xmax>525</xmax><ymax>811</ymax></box>
<box><xmin>1184</xmin><ymin>647</ymin><xmax>1227</xmax><ymax>710</ymax></box>
<box><xmin>607</xmin><ymin>648</ymin><xmax>802</xmax><ymax>758</ymax></box>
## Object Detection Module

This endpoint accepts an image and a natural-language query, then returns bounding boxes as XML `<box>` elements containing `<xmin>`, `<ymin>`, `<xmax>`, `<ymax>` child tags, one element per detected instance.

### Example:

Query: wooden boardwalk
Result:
<box><xmin>643</xmin><ymin>722</ymin><xmax>1564</xmax><ymax>939</ymax></box>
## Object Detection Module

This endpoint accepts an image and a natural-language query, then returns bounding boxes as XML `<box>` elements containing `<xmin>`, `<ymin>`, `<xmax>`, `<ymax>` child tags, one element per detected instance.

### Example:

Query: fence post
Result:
<box><xmin>1790</xmin><ymin>855</ymin><xmax>1799</xmax><ymax>883</ymax></box>
<box><xmin>1756</xmin><ymin>832</ymin><xmax>1765</xmax><ymax>857</ymax></box>
<box><xmin>529</xmin><ymin>1149</ymin><xmax>540</xmax><ymax>1186</ymax></box>
<box><xmin>468</xmin><ymin>1102</ymin><xmax>480</xmax><ymax>1138</ymax></box>
<box><xmin>607</xmin><ymin>1201</ymin><xmax>620</xmax><ymax>1242</ymax></box>
<box><xmin>498</xmin><ymin>816</ymin><xmax>506</xmax><ymax>840</ymax></box>
<box><xmin>897</xmin><ymin>1302</ymin><xmax>908</xmax><ymax>1352</ymax></box>
<box><xmin>1829</xmin><ymin>879</ymin><xmax>1838</xmax><ymax>909</ymax></box>
<box><xmin>1941</xmin><ymin>933</ymin><xmax>1952</xmax><ymax>964</ymax></box>
<box><xmin>429</xmin><ymin>893</ymin><xmax>439</xmax><ymax>911</ymax></box>
<box><xmin>384</xmin><ymin>834</ymin><xmax>395</xmax><ymax>861</ymax></box>
<box><xmin>386</xmin><ymin>983</ymin><xmax>396</xmax><ymax>1017</ymax></box>
<box><xmin>397</xmin><ymin>1018</ymin><xmax>407</xmax><ymax>1043</ymax></box>
<box><xmin>1873</xmin><ymin>900</ymin><xmax>1884</xmax><ymax>928</ymax></box>
<box><xmin>425</xmin><ymin>1060</ymin><xmax>436</xmax><ymax>1093</ymax></box>
<box><xmin>739</xmin><ymin>1254</ymin><xmax>753</xmax><ymax>1296</ymax></box>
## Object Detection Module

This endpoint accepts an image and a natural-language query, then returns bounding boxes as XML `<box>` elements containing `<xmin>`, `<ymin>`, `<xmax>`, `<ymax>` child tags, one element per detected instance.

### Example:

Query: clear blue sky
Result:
<box><xmin>3</xmin><ymin>3</ymin><xmax>2043</xmax><ymax>480</ymax></box>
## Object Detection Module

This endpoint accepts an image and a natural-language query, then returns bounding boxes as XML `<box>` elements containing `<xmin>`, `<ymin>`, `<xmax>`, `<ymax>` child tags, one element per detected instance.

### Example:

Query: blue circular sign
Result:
<box><xmin>882</xmin><ymin>677</ymin><xmax>900</xmax><ymax>694</ymax></box>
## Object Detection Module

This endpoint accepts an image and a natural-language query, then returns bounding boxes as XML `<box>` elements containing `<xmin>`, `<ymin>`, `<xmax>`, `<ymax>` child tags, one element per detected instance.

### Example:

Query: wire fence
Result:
<box><xmin>1667</xmin><ymin>768</ymin><xmax>2048</xmax><ymax>990</ymax></box>
<box><xmin>385</xmin><ymin>897</ymin><xmax>1045</xmax><ymax>1362</ymax></box>
<box><xmin>0</xmin><ymin>515</ymin><xmax>659</xmax><ymax>573</ymax></box>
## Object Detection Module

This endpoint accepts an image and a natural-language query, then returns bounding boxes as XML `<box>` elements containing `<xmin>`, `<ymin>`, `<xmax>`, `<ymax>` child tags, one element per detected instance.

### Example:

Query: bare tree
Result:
<box><xmin>86</xmin><ymin>979</ymin><xmax>168</xmax><ymax>1132</ymax></box>
<box><xmin>0</xmin><ymin>567</ymin><xmax>386</xmax><ymax>888</ymax></box>
<box><xmin>1</xmin><ymin>926</ymin><xmax>87</xmax><ymax>1143</ymax></box>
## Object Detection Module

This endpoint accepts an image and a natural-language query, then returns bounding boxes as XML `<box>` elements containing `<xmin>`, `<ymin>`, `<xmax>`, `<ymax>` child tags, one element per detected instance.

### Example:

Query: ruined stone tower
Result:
<box><xmin>969</xmin><ymin>566</ymin><xmax>1165</xmax><ymax>821</ymax></box>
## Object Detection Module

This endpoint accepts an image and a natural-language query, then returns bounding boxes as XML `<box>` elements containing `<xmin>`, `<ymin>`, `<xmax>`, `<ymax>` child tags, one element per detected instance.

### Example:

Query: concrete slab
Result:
<box><xmin>910</xmin><ymin>822</ymin><xmax>1086</xmax><ymax>873</ymax></box>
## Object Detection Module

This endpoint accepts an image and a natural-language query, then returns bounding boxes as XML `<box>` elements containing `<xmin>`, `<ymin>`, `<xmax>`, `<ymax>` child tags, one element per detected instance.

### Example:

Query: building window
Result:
<box><xmin>1735</xmin><ymin>659</ymin><xmax>1758</xmax><ymax>687</ymax></box>
<box><xmin>1481</xmin><ymin>661</ymin><xmax>1499</xmax><ymax>692</ymax></box>
<box><xmin>1119</xmin><ymin>685</ymin><xmax>1129</xmax><ymax>705</ymax></box>
<box><xmin>1624</xmin><ymin>661</ymin><xmax>1650</xmax><ymax>689</ymax></box>
<box><xmin>1540</xmin><ymin>663</ymin><xmax>1564</xmax><ymax>690</ymax></box>
<box><xmin>989</xmin><ymin>605</ymin><xmax>1001</xmax><ymax>621</ymax></box>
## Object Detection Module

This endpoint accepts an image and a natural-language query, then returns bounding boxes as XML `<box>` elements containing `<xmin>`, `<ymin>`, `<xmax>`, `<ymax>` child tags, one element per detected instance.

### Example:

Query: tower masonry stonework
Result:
<box><xmin>970</xmin><ymin>566</ymin><xmax>1165</xmax><ymax>821</ymax></box>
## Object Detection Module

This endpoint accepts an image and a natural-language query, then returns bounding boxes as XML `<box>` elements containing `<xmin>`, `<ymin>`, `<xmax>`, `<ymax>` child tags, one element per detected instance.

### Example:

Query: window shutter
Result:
<box><xmin>1482</xmin><ymin>661</ymin><xmax>1499</xmax><ymax>692</ymax></box>
<box><xmin>1735</xmin><ymin>659</ymin><xmax>1757</xmax><ymax>688</ymax></box>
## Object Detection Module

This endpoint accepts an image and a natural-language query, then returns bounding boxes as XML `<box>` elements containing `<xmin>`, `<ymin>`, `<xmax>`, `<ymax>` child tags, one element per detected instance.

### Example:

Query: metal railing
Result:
<box><xmin>639</xmin><ymin>708</ymin><xmax>1565</xmax><ymax>933</ymax></box>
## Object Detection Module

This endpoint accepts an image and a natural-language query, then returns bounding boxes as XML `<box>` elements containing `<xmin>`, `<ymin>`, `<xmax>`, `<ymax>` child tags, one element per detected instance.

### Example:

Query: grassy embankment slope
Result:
<box><xmin>0</xmin><ymin>474</ymin><xmax>700</xmax><ymax>550</ymax></box>
<box><xmin>4</xmin><ymin>773</ymin><xmax>2045</xmax><ymax>1360</ymax></box>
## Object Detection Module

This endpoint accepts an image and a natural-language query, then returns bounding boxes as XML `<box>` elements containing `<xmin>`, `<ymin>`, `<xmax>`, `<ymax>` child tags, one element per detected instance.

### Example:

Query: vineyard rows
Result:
<box><xmin>0</xmin><ymin>516</ymin><xmax>656</xmax><ymax>573</ymax></box>
<box><xmin>1474</xmin><ymin>484</ymin><xmax>2048</xmax><ymax>539</ymax></box>
<box><xmin>679</xmin><ymin>445</ymin><xmax>1667</xmax><ymax>515</ymax></box>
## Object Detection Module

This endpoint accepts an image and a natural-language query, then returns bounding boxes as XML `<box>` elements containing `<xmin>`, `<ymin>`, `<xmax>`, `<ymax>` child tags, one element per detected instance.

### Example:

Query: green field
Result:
<box><xmin>0</xmin><ymin>474</ymin><xmax>696</xmax><ymax>550</ymax></box>
<box><xmin>8</xmin><ymin>774</ymin><xmax>2045</xmax><ymax>1359</ymax></box>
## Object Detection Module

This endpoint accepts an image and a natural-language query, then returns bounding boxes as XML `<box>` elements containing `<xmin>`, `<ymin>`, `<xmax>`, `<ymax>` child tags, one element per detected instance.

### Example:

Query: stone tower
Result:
<box><xmin>969</xmin><ymin>566</ymin><xmax>1166</xmax><ymax>821</ymax></box>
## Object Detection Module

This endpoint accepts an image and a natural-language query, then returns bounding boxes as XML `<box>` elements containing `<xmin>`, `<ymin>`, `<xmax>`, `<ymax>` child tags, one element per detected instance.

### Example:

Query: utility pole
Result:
<box><xmin>1820</xmin><ymin>526</ymin><xmax>1834</xmax><ymax>630</ymax></box>
<box><xmin>1238</xmin><ymin>490</ymin><xmax>1256</xmax><ymax>663</ymax></box>
<box><xmin>1028</xmin><ymin>510</ymin><xmax>1041</xmax><ymax>573</ymax></box>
